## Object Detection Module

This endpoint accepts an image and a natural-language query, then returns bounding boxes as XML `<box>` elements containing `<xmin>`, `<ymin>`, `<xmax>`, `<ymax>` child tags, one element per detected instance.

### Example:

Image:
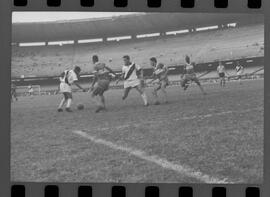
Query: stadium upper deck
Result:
<box><xmin>12</xmin><ymin>23</ymin><xmax>264</xmax><ymax>77</ymax></box>
<box><xmin>12</xmin><ymin>13</ymin><xmax>262</xmax><ymax>43</ymax></box>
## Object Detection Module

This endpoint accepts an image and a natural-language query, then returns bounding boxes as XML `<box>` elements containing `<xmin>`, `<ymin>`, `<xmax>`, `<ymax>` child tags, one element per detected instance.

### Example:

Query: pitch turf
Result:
<box><xmin>11</xmin><ymin>79</ymin><xmax>263</xmax><ymax>183</ymax></box>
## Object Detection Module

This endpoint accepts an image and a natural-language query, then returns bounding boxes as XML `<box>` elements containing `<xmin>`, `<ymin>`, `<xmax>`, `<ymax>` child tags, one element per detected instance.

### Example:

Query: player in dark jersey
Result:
<box><xmin>149</xmin><ymin>57</ymin><xmax>169</xmax><ymax>104</ymax></box>
<box><xmin>90</xmin><ymin>55</ymin><xmax>117</xmax><ymax>113</ymax></box>
<box><xmin>235</xmin><ymin>61</ymin><xmax>244</xmax><ymax>84</ymax></box>
<box><xmin>181</xmin><ymin>55</ymin><xmax>206</xmax><ymax>95</ymax></box>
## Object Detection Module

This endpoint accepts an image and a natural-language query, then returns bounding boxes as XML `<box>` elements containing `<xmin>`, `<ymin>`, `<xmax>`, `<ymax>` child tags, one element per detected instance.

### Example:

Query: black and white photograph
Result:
<box><xmin>11</xmin><ymin>12</ymin><xmax>264</xmax><ymax>183</ymax></box>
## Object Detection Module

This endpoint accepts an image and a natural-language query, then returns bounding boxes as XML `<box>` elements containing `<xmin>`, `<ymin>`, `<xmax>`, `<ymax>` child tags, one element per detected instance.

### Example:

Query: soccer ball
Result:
<box><xmin>77</xmin><ymin>104</ymin><xmax>84</xmax><ymax>110</ymax></box>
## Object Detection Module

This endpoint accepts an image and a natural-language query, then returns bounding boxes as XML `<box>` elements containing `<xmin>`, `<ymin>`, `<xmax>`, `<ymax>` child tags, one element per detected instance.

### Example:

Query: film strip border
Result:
<box><xmin>11</xmin><ymin>184</ymin><xmax>260</xmax><ymax>197</ymax></box>
<box><xmin>13</xmin><ymin>0</ymin><xmax>262</xmax><ymax>9</ymax></box>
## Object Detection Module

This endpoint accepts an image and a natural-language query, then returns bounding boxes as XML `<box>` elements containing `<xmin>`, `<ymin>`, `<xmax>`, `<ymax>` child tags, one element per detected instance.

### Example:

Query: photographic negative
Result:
<box><xmin>11</xmin><ymin>12</ymin><xmax>264</xmax><ymax>183</ymax></box>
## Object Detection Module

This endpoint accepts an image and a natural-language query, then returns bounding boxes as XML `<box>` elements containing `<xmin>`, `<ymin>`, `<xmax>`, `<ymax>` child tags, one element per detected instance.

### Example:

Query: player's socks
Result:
<box><xmin>141</xmin><ymin>93</ymin><xmax>148</xmax><ymax>106</ymax></box>
<box><xmin>66</xmin><ymin>98</ymin><xmax>72</xmax><ymax>108</ymax></box>
<box><xmin>58</xmin><ymin>98</ymin><xmax>66</xmax><ymax>109</ymax></box>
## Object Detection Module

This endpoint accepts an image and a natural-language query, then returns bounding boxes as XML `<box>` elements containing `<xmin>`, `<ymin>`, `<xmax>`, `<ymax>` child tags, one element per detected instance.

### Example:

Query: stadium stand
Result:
<box><xmin>11</xmin><ymin>24</ymin><xmax>263</xmax><ymax>77</ymax></box>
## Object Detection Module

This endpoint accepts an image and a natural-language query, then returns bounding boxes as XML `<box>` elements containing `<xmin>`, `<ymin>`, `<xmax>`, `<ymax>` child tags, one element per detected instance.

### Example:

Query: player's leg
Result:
<box><xmin>222</xmin><ymin>76</ymin><xmax>226</xmax><ymax>87</ymax></box>
<box><xmin>135</xmin><ymin>86</ymin><xmax>148</xmax><ymax>106</ymax></box>
<box><xmin>65</xmin><ymin>93</ymin><xmax>73</xmax><ymax>112</ymax></box>
<box><xmin>161</xmin><ymin>80</ymin><xmax>168</xmax><ymax>103</ymax></box>
<box><xmin>194</xmin><ymin>78</ymin><xmax>206</xmax><ymax>95</ymax></box>
<box><xmin>91</xmin><ymin>86</ymin><xmax>103</xmax><ymax>111</ymax></box>
<box><xmin>181</xmin><ymin>77</ymin><xmax>189</xmax><ymax>90</ymax></box>
<box><xmin>58</xmin><ymin>93</ymin><xmax>68</xmax><ymax>112</ymax></box>
<box><xmin>238</xmin><ymin>75</ymin><xmax>242</xmax><ymax>84</ymax></box>
<box><xmin>122</xmin><ymin>87</ymin><xmax>131</xmax><ymax>100</ymax></box>
<box><xmin>152</xmin><ymin>83</ymin><xmax>161</xmax><ymax>105</ymax></box>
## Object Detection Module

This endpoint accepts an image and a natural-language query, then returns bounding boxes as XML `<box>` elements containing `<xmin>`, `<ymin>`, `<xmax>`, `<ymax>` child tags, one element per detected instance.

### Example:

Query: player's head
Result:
<box><xmin>123</xmin><ymin>55</ymin><xmax>131</xmax><ymax>66</ymax></box>
<box><xmin>150</xmin><ymin>57</ymin><xmax>157</xmax><ymax>67</ymax></box>
<box><xmin>157</xmin><ymin>63</ymin><xmax>164</xmax><ymax>69</ymax></box>
<box><xmin>92</xmin><ymin>55</ymin><xmax>99</xmax><ymax>64</ymax></box>
<box><xmin>185</xmin><ymin>55</ymin><xmax>190</xmax><ymax>64</ymax></box>
<box><xmin>74</xmin><ymin>66</ymin><xmax>81</xmax><ymax>75</ymax></box>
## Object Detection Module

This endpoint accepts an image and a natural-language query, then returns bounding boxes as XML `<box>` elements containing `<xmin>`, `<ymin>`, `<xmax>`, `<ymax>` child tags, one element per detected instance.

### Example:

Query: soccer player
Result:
<box><xmin>11</xmin><ymin>82</ymin><xmax>18</xmax><ymax>102</ymax></box>
<box><xmin>120</xmin><ymin>55</ymin><xmax>148</xmax><ymax>106</ymax></box>
<box><xmin>217</xmin><ymin>61</ymin><xmax>229</xmax><ymax>87</ymax></box>
<box><xmin>180</xmin><ymin>55</ymin><xmax>206</xmax><ymax>95</ymax></box>
<box><xmin>235</xmin><ymin>61</ymin><xmax>244</xmax><ymax>84</ymax></box>
<box><xmin>90</xmin><ymin>55</ymin><xmax>117</xmax><ymax>113</ymax></box>
<box><xmin>149</xmin><ymin>57</ymin><xmax>169</xmax><ymax>105</ymax></box>
<box><xmin>28</xmin><ymin>85</ymin><xmax>34</xmax><ymax>97</ymax></box>
<box><xmin>57</xmin><ymin>66</ymin><xmax>86</xmax><ymax>112</ymax></box>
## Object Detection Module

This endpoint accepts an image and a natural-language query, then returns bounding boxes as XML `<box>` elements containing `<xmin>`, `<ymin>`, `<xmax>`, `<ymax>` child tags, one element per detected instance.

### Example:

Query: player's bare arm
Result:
<box><xmin>74</xmin><ymin>81</ymin><xmax>86</xmax><ymax>92</ymax></box>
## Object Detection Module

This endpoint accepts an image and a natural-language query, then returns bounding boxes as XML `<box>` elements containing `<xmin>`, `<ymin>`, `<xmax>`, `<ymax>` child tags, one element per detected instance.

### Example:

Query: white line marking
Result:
<box><xmin>73</xmin><ymin>130</ymin><xmax>237</xmax><ymax>183</ymax></box>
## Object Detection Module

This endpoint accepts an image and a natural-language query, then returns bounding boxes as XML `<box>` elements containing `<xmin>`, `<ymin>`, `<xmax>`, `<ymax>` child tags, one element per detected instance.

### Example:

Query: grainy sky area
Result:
<box><xmin>12</xmin><ymin>12</ymin><xmax>141</xmax><ymax>23</ymax></box>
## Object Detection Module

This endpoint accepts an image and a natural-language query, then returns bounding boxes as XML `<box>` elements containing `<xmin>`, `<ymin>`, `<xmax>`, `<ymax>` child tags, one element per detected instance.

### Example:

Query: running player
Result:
<box><xmin>120</xmin><ymin>55</ymin><xmax>148</xmax><ymax>106</ymax></box>
<box><xmin>11</xmin><ymin>82</ymin><xmax>18</xmax><ymax>102</ymax></box>
<box><xmin>28</xmin><ymin>85</ymin><xmax>34</xmax><ymax>97</ymax></box>
<box><xmin>180</xmin><ymin>55</ymin><xmax>206</xmax><ymax>95</ymax></box>
<box><xmin>90</xmin><ymin>55</ymin><xmax>117</xmax><ymax>113</ymax></box>
<box><xmin>57</xmin><ymin>66</ymin><xmax>86</xmax><ymax>112</ymax></box>
<box><xmin>217</xmin><ymin>61</ymin><xmax>229</xmax><ymax>87</ymax></box>
<box><xmin>149</xmin><ymin>57</ymin><xmax>169</xmax><ymax>105</ymax></box>
<box><xmin>235</xmin><ymin>61</ymin><xmax>244</xmax><ymax>84</ymax></box>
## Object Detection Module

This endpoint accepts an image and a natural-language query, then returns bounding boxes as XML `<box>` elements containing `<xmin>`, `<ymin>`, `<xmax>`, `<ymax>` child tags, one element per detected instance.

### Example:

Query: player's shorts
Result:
<box><xmin>63</xmin><ymin>92</ymin><xmax>72</xmax><ymax>99</ymax></box>
<box><xmin>60</xmin><ymin>82</ymin><xmax>72</xmax><ymax>93</ymax></box>
<box><xmin>123</xmin><ymin>78</ymin><xmax>140</xmax><ymax>89</ymax></box>
<box><xmin>181</xmin><ymin>73</ymin><xmax>200</xmax><ymax>86</ymax></box>
<box><xmin>154</xmin><ymin>78</ymin><xmax>169</xmax><ymax>90</ymax></box>
<box><xmin>92</xmin><ymin>80</ymin><xmax>110</xmax><ymax>96</ymax></box>
<box><xmin>219</xmin><ymin>73</ymin><xmax>225</xmax><ymax>78</ymax></box>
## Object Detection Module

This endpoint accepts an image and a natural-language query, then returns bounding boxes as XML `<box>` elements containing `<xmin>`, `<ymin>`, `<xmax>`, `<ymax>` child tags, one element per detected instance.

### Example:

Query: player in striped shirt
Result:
<box><xmin>181</xmin><ymin>55</ymin><xmax>206</xmax><ymax>95</ymax></box>
<box><xmin>90</xmin><ymin>55</ymin><xmax>117</xmax><ymax>113</ymax></box>
<box><xmin>235</xmin><ymin>61</ymin><xmax>244</xmax><ymax>84</ymax></box>
<box><xmin>57</xmin><ymin>66</ymin><xmax>86</xmax><ymax>112</ymax></box>
<box><xmin>149</xmin><ymin>57</ymin><xmax>169</xmax><ymax>105</ymax></box>
<box><xmin>119</xmin><ymin>55</ymin><xmax>148</xmax><ymax>106</ymax></box>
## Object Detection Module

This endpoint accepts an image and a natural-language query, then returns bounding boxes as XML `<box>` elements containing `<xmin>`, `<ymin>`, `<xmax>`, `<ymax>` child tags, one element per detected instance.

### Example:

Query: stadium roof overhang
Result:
<box><xmin>12</xmin><ymin>13</ymin><xmax>263</xmax><ymax>43</ymax></box>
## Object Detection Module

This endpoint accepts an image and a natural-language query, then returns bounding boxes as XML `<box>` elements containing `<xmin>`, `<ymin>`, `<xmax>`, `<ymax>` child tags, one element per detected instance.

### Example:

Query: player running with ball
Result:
<box><xmin>57</xmin><ymin>66</ymin><xmax>86</xmax><ymax>112</ymax></box>
<box><xmin>118</xmin><ymin>55</ymin><xmax>148</xmax><ymax>106</ymax></box>
<box><xmin>181</xmin><ymin>55</ymin><xmax>206</xmax><ymax>95</ymax></box>
<box><xmin>90</xmin><ymin>55</ymin><xmax>117</xmax><ymax>113</ymax></box>
<box><xmin>149</xmin><ymin>57</ymin><xmax>169</xmax><ymax>105</ymax></box>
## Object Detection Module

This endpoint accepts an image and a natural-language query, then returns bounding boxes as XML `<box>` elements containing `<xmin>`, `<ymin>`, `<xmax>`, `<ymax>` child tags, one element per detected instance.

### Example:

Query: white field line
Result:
<box><xmin>73</xmin><ymin>130</ymin><xmax>238</xmax><ymax>183</ymax></box>
<box><xmin>95</xmin><ymin>107</ymin><xmax>263</xmax><ymax>131</ymax></box>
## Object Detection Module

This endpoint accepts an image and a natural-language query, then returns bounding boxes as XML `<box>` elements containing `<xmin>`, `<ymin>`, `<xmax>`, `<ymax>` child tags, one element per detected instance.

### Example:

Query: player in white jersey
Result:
<box><xmin>181</xmin><ymin>55</ymin><xmax>206</xmax><ymax>95</ymax></box>
<box><xmin>235</xmin><ymin>61</ymin><xmax>244</xmax><ymax>84</ymax></box>
<box><xmin>217</xmin><ymin>61</ymin><xmax>229</xmax><ymax>87</ymax></box>
<box><xmin>57</xmin><ymin>66</ymin><xmax>86</xmax><ymax>112</ymax></box>
<box><xmin>120</xmin><ymin>55</ymin><xmax>148</xmax><ymax>106</ymax></box>
<box><xmin>90</xmin><ymin>55</ymin><xmax>117</xmax><ymax>113</ymax></box>
<box><xmin>149</xmin><ymin>57</ymin><xmax>169</xmax><ymax>105</ymax></box>
<box><xmin>11</xmin><ymin>82</ymin><xmax>18</xmax><ymax>102</ymax></box>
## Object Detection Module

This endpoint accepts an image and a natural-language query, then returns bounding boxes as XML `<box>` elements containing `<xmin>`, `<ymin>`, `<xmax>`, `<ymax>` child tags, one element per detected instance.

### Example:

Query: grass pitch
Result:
<box><xmin>11</xmin><ymin>79</ymin><xmax>263</xmax><ymax>183</ymax></box>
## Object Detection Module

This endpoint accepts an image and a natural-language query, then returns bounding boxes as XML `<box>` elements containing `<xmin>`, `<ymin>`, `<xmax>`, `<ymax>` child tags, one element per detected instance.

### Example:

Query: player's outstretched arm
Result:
<box><xmin>74</xmin><ymin>81</ymin><xmax>86</xmax><ymax>92</ymax></box>
<box><xmin>105</xmin><ymin>66</ymin><xmax>117</xmax><ymax>77</ymax></box>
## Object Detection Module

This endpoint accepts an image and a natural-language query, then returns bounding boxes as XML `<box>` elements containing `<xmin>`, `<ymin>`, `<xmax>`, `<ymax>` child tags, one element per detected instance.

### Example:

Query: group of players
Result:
<box><xmin>56</xmin><ymin>54</ymin><xmax>210</xmax><ymax>113</ymax></box>
<box><xmin>11</xmin><ymin>55</ymin><xmax>245</xmax><ymax>112</ymax></box>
